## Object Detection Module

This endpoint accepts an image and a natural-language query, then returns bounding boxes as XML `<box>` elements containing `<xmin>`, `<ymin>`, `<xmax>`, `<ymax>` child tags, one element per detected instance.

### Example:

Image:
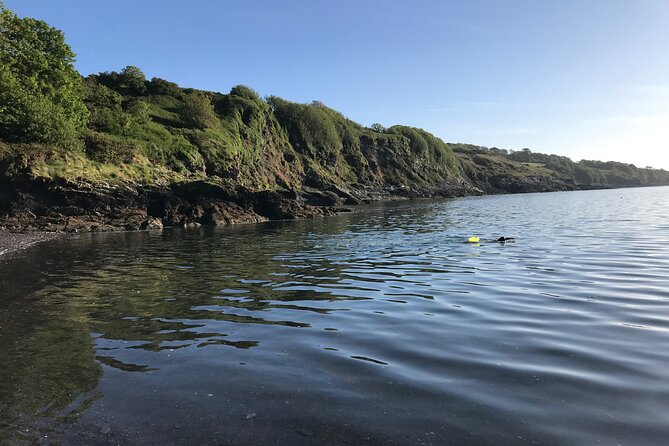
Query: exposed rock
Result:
<box><xmin>302</xmin><ymin>188</ymin><xmax>341</xmax><ymax>206</ymax></box>
<box><xmin>0</xmin><ymin>176</ymin><xmax>347</xmax><ymax>232</ymax></box>
<box><xmin>65</xmin><ymin>217</ymin><xmax>98</xmax><ymax>233</ymax></box>
<box><xmin>140</xmin><ymin>217</ymin><xmax>163</xmax><ymax>231</ymax></box>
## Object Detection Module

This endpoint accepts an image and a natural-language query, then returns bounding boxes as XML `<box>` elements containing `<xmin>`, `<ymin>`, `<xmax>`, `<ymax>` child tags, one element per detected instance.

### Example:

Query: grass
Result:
<box><xmin>29</xmin><ymin>151</ymin><xmax>188</xmax><ymax>185</ymax></box>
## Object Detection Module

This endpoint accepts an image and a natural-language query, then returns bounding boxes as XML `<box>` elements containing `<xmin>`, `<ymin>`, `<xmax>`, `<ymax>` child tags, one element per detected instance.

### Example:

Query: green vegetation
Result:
<box><xmin>267</xmin><ymin>97</ymin><xmax>462</xmax><ymax>188</ymax></box>
<box><xmin>180</xmin><ymin>92</ymin><xmax>217</xmax><ymax>129</ymax></box>
<box><xmin>0</xmin><ymin>5</ymin><xmax>88</xmax><ymax>147</ymax></box>
<box><xmin>453</xmin><ymin>145</ymin><xmax>669</xmax><ymax>191</ymax></box>
<box><xmin>0</xmin><ymin>3</ymin><xmax>668</xmax><ymax>194</ymax></box>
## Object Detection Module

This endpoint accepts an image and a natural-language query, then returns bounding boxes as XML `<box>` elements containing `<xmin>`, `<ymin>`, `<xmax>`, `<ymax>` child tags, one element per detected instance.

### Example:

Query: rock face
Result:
<box><xmin>1</xmin><ymin>163</ymin><xmax>653</xmax><ymax>233</ymax></box>
<box><xmin>0</xmin><ymin>171</ymin><xmax>479</xmax><ymax>233</ymax></box>
<box><xmin>0</xmin><ymin>177</ymin><xmax>342</xmax><ymax>232</ymax></box>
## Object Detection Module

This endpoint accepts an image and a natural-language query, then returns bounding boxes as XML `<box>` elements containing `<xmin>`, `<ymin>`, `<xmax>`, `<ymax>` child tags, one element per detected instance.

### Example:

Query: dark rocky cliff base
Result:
<box><xmin>2</xmin><ymin>172</ymin><xmax>662</xmax><ymax>234</ymax></box>
<box><xmin>0</xmin><ymin>178</ymin><xmax>335</xmax><ymax>233</ymax></box>
<box><xmin>0</xmin><ymin>177</ymin><xmax>476</xmax><ymax>233</ymax></box>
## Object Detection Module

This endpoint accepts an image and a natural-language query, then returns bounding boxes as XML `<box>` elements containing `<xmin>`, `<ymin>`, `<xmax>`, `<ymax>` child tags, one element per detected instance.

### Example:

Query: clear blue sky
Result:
<box><xmin>7</xmin><ymin>0</ymin><xmax>669</xmax><ymax>168</ymax></box>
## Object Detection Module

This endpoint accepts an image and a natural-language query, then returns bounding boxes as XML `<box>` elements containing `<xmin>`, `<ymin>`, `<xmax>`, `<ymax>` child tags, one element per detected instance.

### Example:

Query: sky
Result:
<box><xmin>6</xmin><ymin>0</ymin><xmax>669</xmax><ymax>169</ymax></box>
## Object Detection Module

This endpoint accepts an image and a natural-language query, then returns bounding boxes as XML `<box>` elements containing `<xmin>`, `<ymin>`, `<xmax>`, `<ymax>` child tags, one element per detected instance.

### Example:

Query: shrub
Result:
<box><xmin>83</xmin><ymin>78</ymin><xmax>123</xmax><ymax>109</ymax></box>
<box><xmin>181</xmin><ymin>93</ymin><xmax>217</xmax><ymax>129</ymax></box>
<box><xmin>84</xmin><ymin>131</ymin><xmax>134</xmax><ymax>163</ymax></box>
<box><xmin>83</xmin><ymin>79</ymin><xmax>131</xmax><ymax>133</ymax></box>
<box><xmin>127</xmin><ymin>99</ymin><xmax>150</xmax><ymax>123</ymax></box>
<box><xmin>148</xmin><ymin>77</ymin><xmax>181</xmax><ymax>96</ymax></box>
<box><xmin>230</xmin><ymin>85</ymin><xmax>260</xmax><ymax>101</ymax></box>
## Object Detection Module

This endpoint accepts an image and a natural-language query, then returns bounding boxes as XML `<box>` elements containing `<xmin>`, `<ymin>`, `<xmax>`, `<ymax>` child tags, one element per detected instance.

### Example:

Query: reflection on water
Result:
<box><xmin>2</xmin><ymin>186</ymin><xmax>669</xmax><ymax>445</ymax></box>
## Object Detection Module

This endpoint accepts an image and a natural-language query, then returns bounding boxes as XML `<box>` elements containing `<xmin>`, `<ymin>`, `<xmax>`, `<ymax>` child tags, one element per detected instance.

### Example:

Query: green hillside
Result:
<box><xmin>1</xmin><ymin>3</ymin><xmax>668</xmax><ymax>200</ymax></box>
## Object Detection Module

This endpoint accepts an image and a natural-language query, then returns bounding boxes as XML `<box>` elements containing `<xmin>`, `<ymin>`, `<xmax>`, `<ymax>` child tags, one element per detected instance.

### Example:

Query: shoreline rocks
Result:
<box><xmin>0</xmin><ymin>177</ymin><xmax>344</xmax><ymax>233</ymax></box>
<box><xmin>0</xmin><ymin>173</ymin><xmax>624</xmax><ymax>235</ymax></box>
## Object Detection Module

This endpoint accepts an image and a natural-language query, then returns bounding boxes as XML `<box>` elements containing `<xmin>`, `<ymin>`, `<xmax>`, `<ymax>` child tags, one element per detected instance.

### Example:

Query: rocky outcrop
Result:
<box><xmin>8</xmin><ymin>151</ymin><xmax>649</xmax><ymax>234</ymax></box>
<box><xmin>0</xmin><ymin>177</ymin><xmax>339</xmax><ymax>232</ymax></box>
<box><xmin>0</xmin><ymin>169</ymin><xmax>482</xmax><ymax>233</ymax></box>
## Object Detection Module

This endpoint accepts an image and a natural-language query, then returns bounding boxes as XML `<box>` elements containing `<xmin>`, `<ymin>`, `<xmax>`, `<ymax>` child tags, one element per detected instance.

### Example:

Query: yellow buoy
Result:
<box><xmin>467</xmin><ymin>236</ymin><xmax>480</xmax><ymax>243</ymax></box>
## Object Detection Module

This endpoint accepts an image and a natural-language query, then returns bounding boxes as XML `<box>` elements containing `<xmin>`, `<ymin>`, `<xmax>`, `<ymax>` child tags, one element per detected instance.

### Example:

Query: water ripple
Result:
<box><xmin>2</xmin><ymin>187</ymin><xmax>669</xmax><ymax>445</ymax></box>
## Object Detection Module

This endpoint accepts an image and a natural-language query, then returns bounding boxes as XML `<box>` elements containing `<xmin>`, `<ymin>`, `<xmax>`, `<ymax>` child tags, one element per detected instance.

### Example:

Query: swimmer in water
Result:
<box><xmin>497</xmin><ymin>237</ymin><xmax>515</xmax><ymax>242</ymax></box>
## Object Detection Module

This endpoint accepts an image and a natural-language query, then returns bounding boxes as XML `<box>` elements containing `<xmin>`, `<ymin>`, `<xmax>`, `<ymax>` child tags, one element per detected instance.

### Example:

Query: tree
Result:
<box><xmin>180</xmin><ymin>93</ymin><xmax>217</xmax><ymax>129</ymax></box>
<box><xmin>0</xmin><ymin>4</ymin><xmax>88</xmax><ymax>146</ymax></box>
<box><xmin>369</xmin><ymin>123</ymin><xmax>386</xmax><ymax>133</ymax></box>
<box><xmin>148</xmin><ymin>77</ymin><xmax>181</xmax><ymax>96</ymax></box>
<box><xmin>94</xmin><ymin>66</ymin><xmax>147</xmax><ymax>95</ymax></box>
<box><xmin>120</xmin><ymin>65</ymin><xmax>146</xmax><ymax>95</ymax></box>
<box><xmin>83</xmin><ymin>77</ymin><xmax>129</xmax><ymax>133</ymax></box>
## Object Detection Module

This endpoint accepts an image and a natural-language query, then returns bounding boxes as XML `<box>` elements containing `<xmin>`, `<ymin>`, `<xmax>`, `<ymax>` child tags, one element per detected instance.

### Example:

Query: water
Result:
<box><xmin>1</xmin><ymin>186</ymin><xmax>669</xmax><ymax>445</ymax></box>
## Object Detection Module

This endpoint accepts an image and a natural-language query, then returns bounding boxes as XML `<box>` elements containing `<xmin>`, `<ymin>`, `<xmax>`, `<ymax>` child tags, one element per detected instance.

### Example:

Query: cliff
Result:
<box><xmin>2</xmin><ymin>77</ymin><xmax>669</xmax><ymax>232</ymax></box>
<box><xmin>2</xmin><ymin>5</ymin><xmax>669</xmax><ymax>232</ymax></box>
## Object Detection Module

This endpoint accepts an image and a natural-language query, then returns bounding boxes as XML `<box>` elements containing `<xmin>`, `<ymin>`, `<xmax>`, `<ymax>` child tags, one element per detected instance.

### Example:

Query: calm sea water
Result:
<box><xmin>1</xmin><ymin>186</ymin><xmax>669</xmax><ymax>445</ymax></box>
